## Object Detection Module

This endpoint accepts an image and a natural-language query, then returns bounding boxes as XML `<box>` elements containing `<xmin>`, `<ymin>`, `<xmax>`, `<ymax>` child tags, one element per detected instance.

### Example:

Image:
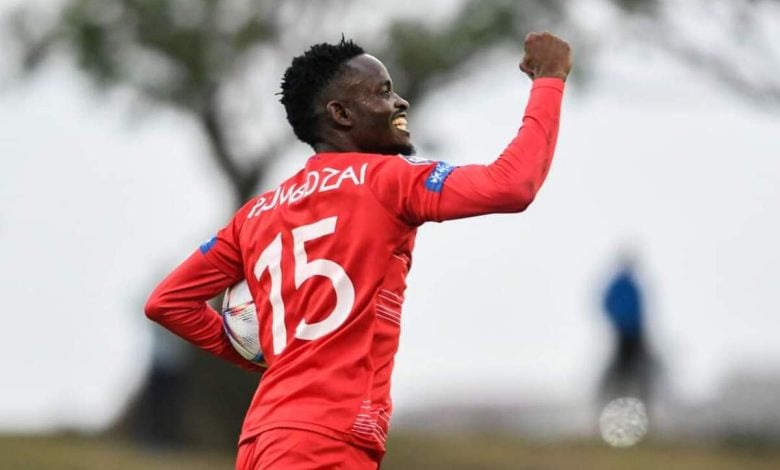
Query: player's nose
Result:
<box><xmin>394</xmin><ymin>93</ymin><xmax>409</xmax><ymax>111</ymax></box>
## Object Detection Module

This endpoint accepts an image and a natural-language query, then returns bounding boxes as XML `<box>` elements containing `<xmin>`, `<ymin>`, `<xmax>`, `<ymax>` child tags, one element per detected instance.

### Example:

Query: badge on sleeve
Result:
<box><xmin>199</xmin><ymin>235</ymin><xmax>217</xmax><ymax>254</ymax></box>
<box><xmin>424</xmin><ymin>161</ymin><xmax>455</xmax><ymax>193</ymax></box>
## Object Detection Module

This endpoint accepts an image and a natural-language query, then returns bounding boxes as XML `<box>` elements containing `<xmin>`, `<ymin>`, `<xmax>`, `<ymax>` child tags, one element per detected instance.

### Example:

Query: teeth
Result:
<box><xmin>393</xmin><ymin>117</ymin><xmax>408</xmax><ymax>131</ymax></box>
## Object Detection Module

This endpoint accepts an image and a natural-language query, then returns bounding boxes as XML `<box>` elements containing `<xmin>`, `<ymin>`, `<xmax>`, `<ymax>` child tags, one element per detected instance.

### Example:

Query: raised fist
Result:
<box><xmin>520</xmin><ymin>32</ymin><xmax>572</xmax><ymax>82</ymax></box>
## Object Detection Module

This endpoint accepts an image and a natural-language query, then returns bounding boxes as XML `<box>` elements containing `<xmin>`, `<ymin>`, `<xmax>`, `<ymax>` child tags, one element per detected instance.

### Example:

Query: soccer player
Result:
<box><xmin>145</xmin><ymin>32</ymin><xmax>571</xmax><ymax>469</ymax></box>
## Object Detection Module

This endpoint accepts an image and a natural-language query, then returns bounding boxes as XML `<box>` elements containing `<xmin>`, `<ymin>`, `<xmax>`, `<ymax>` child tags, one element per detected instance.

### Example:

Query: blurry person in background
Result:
<box><xmin>135</xmin><ymin>328</ymin><xmax>188</xmax><ymax>446</ymax></box>
<box><xmin>599</xmin><ymin>252</ymin><xmax>658</xmax><ymax>410</ymax></box>
<box><xmin>146</xmin><ymin>32</ymin><xmax>571</xmax><ymax>469</ymax></box>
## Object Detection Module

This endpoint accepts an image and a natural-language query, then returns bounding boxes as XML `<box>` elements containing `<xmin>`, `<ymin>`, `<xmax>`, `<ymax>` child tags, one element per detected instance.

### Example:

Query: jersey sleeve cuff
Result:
<box><xmin>531</xmin><ymin>77</ymin><xmax>565</xmax><ymax>92</ymax></box>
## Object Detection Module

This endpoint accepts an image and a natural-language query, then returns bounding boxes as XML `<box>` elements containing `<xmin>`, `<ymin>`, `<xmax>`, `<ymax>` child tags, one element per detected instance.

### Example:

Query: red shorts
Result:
<box><xmin>236</xmin><ymin>428</ymin><xmax>383</xmax><ymax>470</ymax></box>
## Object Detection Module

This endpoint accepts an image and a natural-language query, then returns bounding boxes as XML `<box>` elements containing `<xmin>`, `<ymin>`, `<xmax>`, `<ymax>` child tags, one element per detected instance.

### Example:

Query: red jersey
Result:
<box><xmin>145</xmin><ymin>78</ymin><xmax>564</xmax><ymax>452</ymax></box>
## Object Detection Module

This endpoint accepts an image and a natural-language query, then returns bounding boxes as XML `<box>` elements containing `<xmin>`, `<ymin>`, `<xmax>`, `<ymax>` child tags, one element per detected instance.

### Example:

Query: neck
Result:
<box><xmin>314</xmin><ymin>142</ymin><xmax>348</xmax><ymax>153</ymax></box>
<box><xmin>313</xmin><ymin>130</ymin><xmax>360</xmax><ymax>153</ymax></box>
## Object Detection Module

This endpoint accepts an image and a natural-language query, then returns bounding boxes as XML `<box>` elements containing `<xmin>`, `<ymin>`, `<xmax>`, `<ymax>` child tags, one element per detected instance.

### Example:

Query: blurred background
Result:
<box><xmin>2</xmin><ymin>0</ymin><xmax>779</xmax><ymax>468</ymax></box>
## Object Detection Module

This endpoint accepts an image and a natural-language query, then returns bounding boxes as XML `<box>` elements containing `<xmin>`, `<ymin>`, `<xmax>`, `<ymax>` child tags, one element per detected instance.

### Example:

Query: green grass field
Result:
<box><xmin>2</xmin><ymin>432</ymin><xmax>779</xmax><ymax>469</ymax></box>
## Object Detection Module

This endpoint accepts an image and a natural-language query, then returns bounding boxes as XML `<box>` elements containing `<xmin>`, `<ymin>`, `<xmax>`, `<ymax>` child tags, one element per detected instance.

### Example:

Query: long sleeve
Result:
<box><xmin>365</xmin><ymin>77</ymin><xmax>564</xmax><ymax>225</ymax></box>
<box><xmin>435</xmin><ymin>77</ymin><xmax>564</xmax><ymax>220</ymax></box>
<box><xmin>145</xmin><ymin>250</ymin><xmax>263</xmax><ymax>373</ymax></box>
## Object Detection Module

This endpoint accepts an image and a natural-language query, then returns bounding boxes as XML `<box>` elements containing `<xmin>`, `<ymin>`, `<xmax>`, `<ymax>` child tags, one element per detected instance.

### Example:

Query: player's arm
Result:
<box><xmin>369</xmin><ymin>33</ymin><xmax>571</xmax><ymax>224</ymax></box>
<box><xmin>435</xmin><ymin>32</ymin><xmax>571</xmax><ymax>220</ymax></box>
<box><xmin>145</xmin><ymin>212</ymin><xmax>263</xmax><ymax>372</ymax></box>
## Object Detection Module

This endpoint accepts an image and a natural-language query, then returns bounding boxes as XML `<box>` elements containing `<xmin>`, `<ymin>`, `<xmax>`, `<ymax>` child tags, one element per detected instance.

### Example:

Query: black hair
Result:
<box><xmin>279</xmin><ymin>37</ymin><xmax>365</xmax><ymax>148</ymax></box>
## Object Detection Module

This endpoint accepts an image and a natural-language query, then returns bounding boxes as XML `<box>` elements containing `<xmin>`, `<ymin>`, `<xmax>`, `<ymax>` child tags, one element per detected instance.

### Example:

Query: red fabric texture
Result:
<box><xmin>236</xmin><ymin>428</ymin><xmax>382</xmax><ymax>470</ymax></box>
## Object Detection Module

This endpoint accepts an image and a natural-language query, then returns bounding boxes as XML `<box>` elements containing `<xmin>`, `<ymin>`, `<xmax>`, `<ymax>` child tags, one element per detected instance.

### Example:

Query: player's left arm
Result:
<box><xmin>145</xmin><ymin>207</ymin><xmax>263</xmax><ymax>372</ymax></box>
<box><xmin>144</xmin><ymin>250</ymin><xmax>262</xmax><ymax>372</ymax></box>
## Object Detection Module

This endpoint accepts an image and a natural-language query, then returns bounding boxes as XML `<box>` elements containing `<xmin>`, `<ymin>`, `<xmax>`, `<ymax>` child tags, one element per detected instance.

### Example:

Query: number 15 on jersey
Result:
<box><xmin>222</xmin><ymin>216</ymin><xmax>356</xmax><ymax>364</ymax></box>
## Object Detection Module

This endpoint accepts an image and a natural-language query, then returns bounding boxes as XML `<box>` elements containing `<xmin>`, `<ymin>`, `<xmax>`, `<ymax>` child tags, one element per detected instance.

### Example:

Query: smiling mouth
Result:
<box><xmin>392</xmin><ymin>116</ymin><xmax>408</xmax><ymax>132</ymax></box>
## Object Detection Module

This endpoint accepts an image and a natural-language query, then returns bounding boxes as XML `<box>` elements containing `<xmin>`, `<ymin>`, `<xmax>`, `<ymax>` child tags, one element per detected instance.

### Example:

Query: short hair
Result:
<box><xmin>280</xmin><ymin>38</ymin><xmax>365</xmax><ymax>148</ymax></box>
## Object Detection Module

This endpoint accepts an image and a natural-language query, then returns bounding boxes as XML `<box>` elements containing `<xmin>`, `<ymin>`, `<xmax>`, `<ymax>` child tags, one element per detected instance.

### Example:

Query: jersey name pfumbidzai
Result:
<box><xmin>146</xmin><ymin>78</ymin><xmax>564</xmax><ymax>452</ymax></box>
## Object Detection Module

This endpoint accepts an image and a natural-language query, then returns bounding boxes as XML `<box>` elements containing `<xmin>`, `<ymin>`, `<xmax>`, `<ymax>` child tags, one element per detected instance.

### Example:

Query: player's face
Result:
<box><xmin>341</xmin><ymin>54</ymin><xmax>414</xmax><ymax>156</ymax></box>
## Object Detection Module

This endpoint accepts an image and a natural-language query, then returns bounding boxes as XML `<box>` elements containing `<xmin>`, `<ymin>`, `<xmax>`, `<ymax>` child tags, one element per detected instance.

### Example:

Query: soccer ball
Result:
<box><xmin>222</xmin><ymin>279</ymin><xmax>267</xmax><ymax>367</ymax></box>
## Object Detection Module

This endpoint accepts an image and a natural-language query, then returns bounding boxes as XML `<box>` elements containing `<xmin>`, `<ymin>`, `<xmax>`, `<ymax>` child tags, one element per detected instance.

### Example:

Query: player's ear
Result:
<box><xmin>326</xmin><ymin>100</ymin><xmax>352</xmax><ymax>128</ymax></box>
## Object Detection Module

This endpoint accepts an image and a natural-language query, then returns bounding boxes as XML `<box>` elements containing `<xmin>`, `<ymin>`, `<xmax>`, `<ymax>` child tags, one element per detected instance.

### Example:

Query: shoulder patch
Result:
<box><xmin>199</xmin><ymin>236</ymin><xmax>217</xmax><ymax>254</ymax></box>
<box><xmin>398</xmin><ymin>155</ymin><xmax>434</xmax><ymax>165</ymax></box>
<box><xmin>424</xmin><ymin>161</ymin><xmax>455</xmax><ymax>193</ymax></box>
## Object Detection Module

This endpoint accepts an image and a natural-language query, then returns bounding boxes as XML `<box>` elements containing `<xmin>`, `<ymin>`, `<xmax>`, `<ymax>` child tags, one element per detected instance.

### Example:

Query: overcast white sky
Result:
<box><xmin>1</xmin><ymin>0</ymin><xmax>779</xmax><ymax>432</ymax></box>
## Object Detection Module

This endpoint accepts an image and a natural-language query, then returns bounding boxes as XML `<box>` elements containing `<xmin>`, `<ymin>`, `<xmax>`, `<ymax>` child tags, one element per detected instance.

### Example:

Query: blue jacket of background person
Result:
<box><xmin>604</xmin><ymin>268</ymin><xmax>643</xmax><ymax>339</ymax></box>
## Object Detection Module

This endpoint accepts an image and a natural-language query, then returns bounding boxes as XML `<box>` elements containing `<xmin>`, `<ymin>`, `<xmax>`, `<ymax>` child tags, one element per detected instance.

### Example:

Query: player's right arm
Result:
<box><xmin>435</xmin><ymin>74</ymin><xmax>564</xmax><ymax>220</ymax></box>
<box><xmin>436</xmin><ymin>33</ymin><xmax>572</xmax><ymax>220</ymax></box>
<box><xmin>369</xmin><ymin>33</ymin><xmax>572</xmax><ymax>224</ymax></box>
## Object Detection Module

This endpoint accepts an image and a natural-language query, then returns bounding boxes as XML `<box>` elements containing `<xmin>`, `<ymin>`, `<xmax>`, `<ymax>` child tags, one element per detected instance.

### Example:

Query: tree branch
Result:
<box><xmin>199</xmin><ymin>87</ymin><xmax>248</xmax><ymax>206</ymax></box>
<box><xmin>652</xmin><ymin>22</ymin><xmax>780</xmax><ymax>108</ymax></box>
<box><xmin>200</xmin><ymin>87</ymin><xmax>299</xmax><ymax>207</ymax></box>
